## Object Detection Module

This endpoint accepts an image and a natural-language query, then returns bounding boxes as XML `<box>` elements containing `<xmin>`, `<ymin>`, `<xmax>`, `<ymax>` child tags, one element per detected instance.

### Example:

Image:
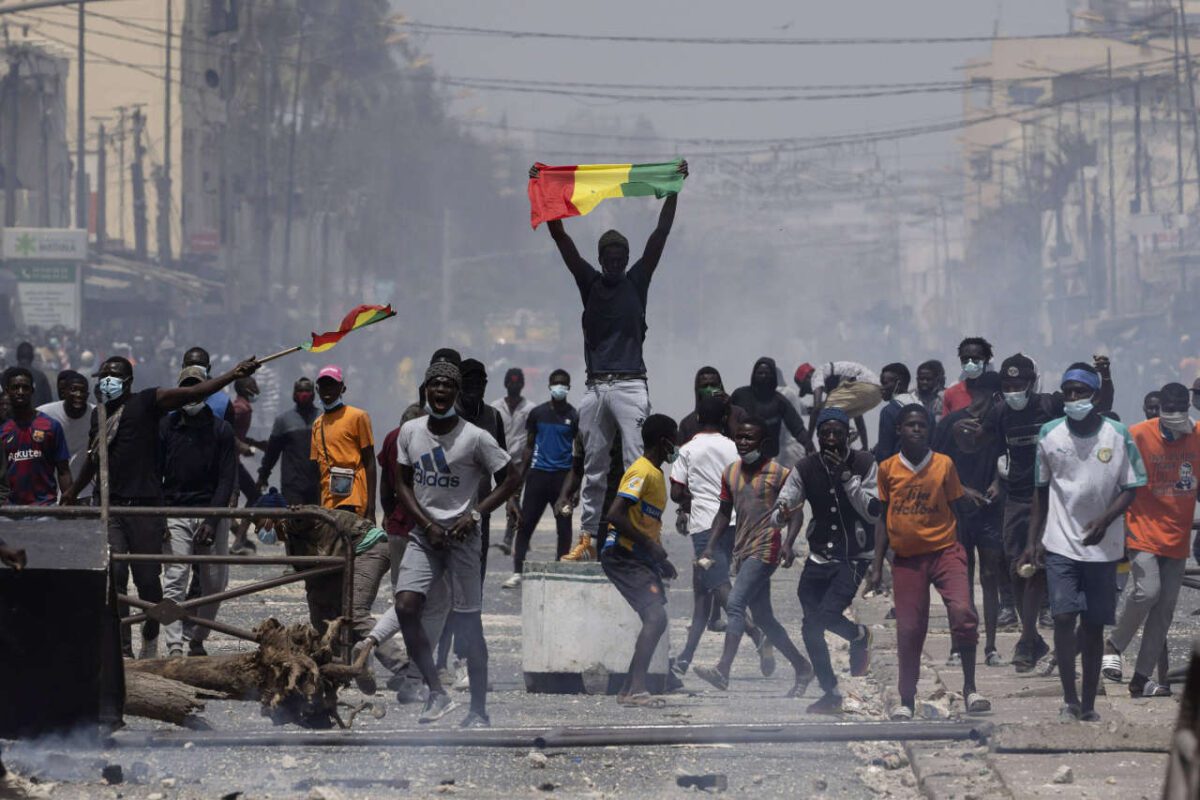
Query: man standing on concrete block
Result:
<box><xmin>600</xmin><ymin>413</ymin><xmax>679</xmax><ymax>708</ymax></box>
<box><xmin>535</xmin><ymin>161</ymin><xmax>688</xmax><ymax>561</ymax></box>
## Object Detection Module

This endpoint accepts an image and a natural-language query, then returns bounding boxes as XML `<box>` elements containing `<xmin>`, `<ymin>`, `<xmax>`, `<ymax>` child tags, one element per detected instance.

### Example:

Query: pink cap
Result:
<box><xmin>317</xmin><ymin>365</ymin><xmax>343</xmax><ymax>383</ymax></box>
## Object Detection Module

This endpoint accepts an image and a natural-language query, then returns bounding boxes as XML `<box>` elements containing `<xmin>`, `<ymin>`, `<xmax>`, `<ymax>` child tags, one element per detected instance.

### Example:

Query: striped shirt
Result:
<box><xmin>720</xmin><ymin>459</ymin><xmax>790</xmax><ymax>565</ymax></box>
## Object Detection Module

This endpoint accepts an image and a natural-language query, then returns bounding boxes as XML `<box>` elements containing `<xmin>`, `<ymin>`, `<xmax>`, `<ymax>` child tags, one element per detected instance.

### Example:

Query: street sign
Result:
<box><xmin>1</xmin><ymin>228</ymin><xmax>86</xmax><ymax>330</ymax></box>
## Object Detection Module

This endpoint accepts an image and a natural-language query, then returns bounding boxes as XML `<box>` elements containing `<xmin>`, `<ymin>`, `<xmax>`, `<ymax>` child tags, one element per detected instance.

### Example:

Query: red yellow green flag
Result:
<box><xmin>527</xmin><ymin>159</ymin><xmax>685</xmax><ymax>229</ymax></box>
<box><xmin>302</xmin><ymin>304</ymin><xmax>396</xmax><ymax>353</ymax></box>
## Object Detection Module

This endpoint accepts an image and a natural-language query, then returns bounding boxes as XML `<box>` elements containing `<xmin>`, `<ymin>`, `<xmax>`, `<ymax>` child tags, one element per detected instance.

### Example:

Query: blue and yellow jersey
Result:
<box><xmin>606</xmin><ymin>455</ymin><xmax>666</xmax><ymax>553</ymax></box>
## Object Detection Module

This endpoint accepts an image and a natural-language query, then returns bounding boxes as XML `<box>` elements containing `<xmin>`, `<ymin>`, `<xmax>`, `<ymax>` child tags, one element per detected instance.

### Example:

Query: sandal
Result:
<box><xmin>693</xmin><ymin>665</ymin><xmax>730</xmax><ymax>691</ymax></box>
<box><xmin>1140</xmin><ymin>680</ymin><xmax>1172</xmax><ymax>698</ymax></box>
<box><xmin>618</xmin><ymin>692</ymin><xmax>666</xmax><ymax>708</ymax></box>
<box><xmin>966</xmin><ymin>692</ymin><xmax>992</xmax><ymax>714</ymax></box>
<box><xmin>1101</xmin><ymin>653</ymin><xmax>1123</xmax><ymax>682</ymax></box>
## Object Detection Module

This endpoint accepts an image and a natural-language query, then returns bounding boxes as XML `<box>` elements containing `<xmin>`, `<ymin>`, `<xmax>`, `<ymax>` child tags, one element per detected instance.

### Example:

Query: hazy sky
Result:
<box><xmin>396</xmin><ymin>1</ymin><xmax>1070</xmax><ymax>160</ymax></box>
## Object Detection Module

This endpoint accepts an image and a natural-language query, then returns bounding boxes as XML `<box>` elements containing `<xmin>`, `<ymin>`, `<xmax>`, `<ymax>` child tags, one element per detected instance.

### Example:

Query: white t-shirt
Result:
<box><xmin>491</xmin><ymin>396</ymin><xmax>534</xmax><ymax>462</ymax></box>
<box><xmin>1035</xmin><ymin>416</ymin><xmax>1147</xmax><ymax>562</ymax></box>
<box><xmin>37</xmin><ymin>400</ymin><xmax>93</xmax><ymax>498</ymax></box>
<box><xmin>669</xmin><ymin>431</ymin><xmax>738</xmax><ymax>534</ymax></box>
<box><xmin>396</xmin><ymin>417</ymin><xmax>510</xmax><ymax>525</ymax></box>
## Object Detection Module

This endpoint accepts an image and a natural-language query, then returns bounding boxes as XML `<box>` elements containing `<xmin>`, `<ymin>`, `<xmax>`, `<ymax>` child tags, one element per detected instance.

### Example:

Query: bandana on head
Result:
<box><xmin>1061</xmin><ymin>367</ymin><xmax>1101</xmax><ymax>393</ymax></box>
<box><xmin>816</xmin><ymin>407</ymin><xmax>851</xmax><ymax>429</ymax></box>
<box><xmin>425</xmin><ymin>361</ymin><xmax>461</xmax><ymax>387</ymax></box>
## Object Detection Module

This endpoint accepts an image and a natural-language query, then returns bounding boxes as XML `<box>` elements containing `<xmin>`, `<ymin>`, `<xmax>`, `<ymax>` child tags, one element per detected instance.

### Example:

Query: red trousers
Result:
<box><xmin>892</xmin><ymin>542</ymin><xmax>978</xmax><ymax>702</ymax></box>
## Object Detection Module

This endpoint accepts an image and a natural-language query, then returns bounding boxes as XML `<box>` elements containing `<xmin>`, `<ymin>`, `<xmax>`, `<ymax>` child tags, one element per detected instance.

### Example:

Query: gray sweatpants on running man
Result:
<box><xmin>162</xmin><ymin>518</ymin><xmax>228</xmax><ymax>652</ymax></box>
<box><xmin>1109</xmin><ymin>549</ymin><xmax>1186</xmax><ymax>679</ymax></box>
<box><xmin>579</xmin><ymin>378</ymin><xmax>651</xmax><ymax>535</ymax></box>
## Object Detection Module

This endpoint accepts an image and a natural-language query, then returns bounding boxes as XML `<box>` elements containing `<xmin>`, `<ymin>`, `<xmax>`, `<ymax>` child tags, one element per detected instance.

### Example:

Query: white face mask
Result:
<box><xmin>549</xmin><ymin>384</ymin><xmax>569</xmax><ymax>401</ymax></box>
<box><xmin>962</xmin><ymin>359</ymin><xmax>985</xmax><ymax>380</ymax></box>
<box><xmin>1160</xmin><ymin>411</ymin><xmax>1194</xmax><ymax>434</ymax></box>
<box><xmin>741</xmin><ymin>449</ymin><xmax>762</xmax><ymax>465</ymax></box>
<box><xmin>424</xmin><ymin>402</ymin><xmax>457</xmax><ymax>420</ymax></box>
<box><xmin>1003</xmin><ymin>391</ymin><xmax>1030</xmax><ymax>411</ymax></box>
<box><xmin>1063</xmin><ymin>399</ymin><xmax>1094</xmax><ymax>421</ymax></box>
<box><xmin>182</xmin><ymin>401</ymin><xmax>205</xmax><ymax>416</ymax></box>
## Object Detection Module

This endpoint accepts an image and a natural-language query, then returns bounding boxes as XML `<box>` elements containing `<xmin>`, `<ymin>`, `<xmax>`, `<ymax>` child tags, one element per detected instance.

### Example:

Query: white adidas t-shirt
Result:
<box><xmin>1035</xmin><ymin>416</ymin><xmax>1147</xmax><ymax>562</ymax></box>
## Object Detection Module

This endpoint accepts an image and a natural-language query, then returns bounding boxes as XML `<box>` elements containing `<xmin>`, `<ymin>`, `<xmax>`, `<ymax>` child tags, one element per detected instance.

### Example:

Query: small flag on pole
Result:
<box><xmin>302</xmin><ymin>304</ymin><xmax>396</xmax><ymax>353</ymax></box>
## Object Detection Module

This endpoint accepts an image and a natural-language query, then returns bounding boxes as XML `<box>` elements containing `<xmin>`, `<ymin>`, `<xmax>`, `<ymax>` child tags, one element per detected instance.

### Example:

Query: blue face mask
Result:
<box><xmin>424</xmin><ymin>403</ymin><xmax>457</xmax><ymax>420</ymax></box>
<box><xmin>1064</xmin><ymin>399</ymin><xmax>1094</xmax><ymax>421</ymax></box>
<box><xmin>319</xmin><ymin>397</ymin><xmax>344</xmax><ymax>413</ymax></box>
<box><xmin>98</xmin><ymin>376</ymin><xmax>126</xmax><ymax>401</ymax></box>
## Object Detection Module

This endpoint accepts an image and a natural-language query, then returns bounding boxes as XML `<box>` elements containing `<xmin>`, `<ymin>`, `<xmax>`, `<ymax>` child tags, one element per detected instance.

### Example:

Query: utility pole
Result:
<box><xmin>95</xmin><ymin>121</ymin><xmax>105</xmax><ymax>250</ymax></box>
<box><xmin>74</xmin><ymin>0</ymin><xmax>86</xmax><ymax>231</ymax></box>
<box><xmin>131</xmin><ymin>107</ymin><xmax>147</xmax><ymax>260</ymax></box>
<box><xmin>1180</xmin><ymin>0</ymin><xmax>1200</xmax><ymax>201</ymax></box>
<box><xmin>161</xmin><ymin>0</ymin><xmax>172</xmax><ymax>265</ymax></box>
<box><xmin>116</xmin><ymin>105</ymin><xmax>125</xmax><ymax>242</ymax></box>
<box><xmin>280</xmin><ymin>16</ymin><xmax>306</xmax><ymax>294</ymax></box>
<box><xmin>1174</xmin><ymin>8</ymin><xmax>1185</xmax><ymax>213</ymax></box>
<box><xmin>4</xmin><ymin>49</ymin><xmax>20</xmax><ymax>227</ymax></box>
<box><xmin>1133</xmin><ymin>72</ymin><xmax>1142</xmax><ymax>214</ymax></box>
<box><xmin>1106</xmin><ymin>48</ymin><xmax>1116</xmax><ymax>316</ymax></box>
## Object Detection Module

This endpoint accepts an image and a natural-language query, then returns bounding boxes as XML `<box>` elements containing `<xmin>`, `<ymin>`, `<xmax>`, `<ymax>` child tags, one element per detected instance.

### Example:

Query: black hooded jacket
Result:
<box><xmin>729</xmin><ymin>357</ymin><xmax>807</xmax><ymax>459</ymax></box>
<box><xmin>676</xmin><ymin>368</ymin><xmax>746</xmax><ymax>445</ymax></box>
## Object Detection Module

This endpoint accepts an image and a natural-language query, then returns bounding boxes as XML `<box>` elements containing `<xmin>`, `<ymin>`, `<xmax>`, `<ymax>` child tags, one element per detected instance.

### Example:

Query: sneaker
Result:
<box><xmin>757</xmin><ymin>640</ymin><xmax>776</xmax><ymax>678</ymax></box>
<box><xmin>188</xmin><ymin>639</ymin><xmax>208</xmax><ymax>658</ymax></box>
<box><xmin>418</xmin><ymin>691</ymin><xmax>457</xmax><ymax>724</ymax></box>
<box><xmin>167</xmin><ymin>648</ymin><xmax>184</xmax><ymax>659</ymax></box>
<box><xmin>1137</xmin><ymin>679</ymin><xmax>1172</xmax><ymax>698</ymax></box>
<box><xmin>561</xmin><ymin>534</ymin><xmax>596</xmax><ymax>562</ymax></box>
<box><xmin>501</xmin><ymin>573</ymin><xmax>522</xmax><ymax>590</ymax></box>
<box><xmin>693</xmin><ymin>665</ymin><xmax>730</xmax><ymax>691</ymax></box>
<box><xmin>1013</xmin><ymin>637</ymin><xmax>1049</xmax><ymax>674</ymax></box>
<box><xmin>670</xmin><ymin>658</ymin><xmax>690</xmax><ymax>678</ymax></box>
<box><xmin>985</xmin><ymin>649</ymin><xmax>1005</xmax><ymax>667</ymax></box>
<box><xmin>138</xmin><ymin>636</ymin><xmax>159</xmax><ymax>660</ymax></box>
<box><xmin>885</xmin><ymin>607</ymin><xmax>897</xmax><ymax>621</ymax></box>
<box><xmin>806</xmin><ymin>692</ymin><xmax>844</xmax><ymax>715</ymax></box>
<box><xmin>707</xmin><ymin>616</ymin><xmax>727</xmax><ymax>633</ymax></box>
<box><xmin>394</xmin><ymin>678</ymin><xmax>425</xmax><ymax>705</ymax></box>
<box><xmin>890</xmin><ymin>704</ymin><xmax>914</xmax><ymax>721</ymax></box>
<box><xmin>849</xmin><ymin>626</ymin><xmax>872</xmax><ymax>677</ymax></box>
<box><xmin>965</xmin><ymin>691</ymin><xmax>992</xmax><ymax>714</ymax></box>
<box><xmin>1101</xmin><ymin>653</ymin><xmax>1123</xmax><ymax>682</ymax></box>
<box><xmin>786</xmin><ymin>665</ymin><xmax>815</xmax><ymax>699</ymax></box>
<box><xmin>996</xmin><ymin>606</ymin><xmax>1019</xmax><ymax>630</ymax></box>
<box><xmin>497</xmin><ymin>535</ymin><xmax>514</xmax><ymax>556</ymax></box>
<box><xmin>1080</xmin><ymin>709</ymin><xmax>1102</xmax><ymax>722</ymax></box>
<box><xmin>1058</xmin><ymin>702</ymin><xmax>1082</xmax><ymax>723</ymax></box>
<box><xmin>946</xmin><ymin>650</ymin><xmax>962</xmax><ymax>667</ymax></box>
<box><xmin>1038</xmin><ymin>608</ymin><xmax>1054</xmax><ymax>629</ymax></box>
<box><xmin>1036</xmin><ymin>654</ymin><xmax>1058</xmax><ymax>677</ymax></box>
<box><xmin>459</xmin><ymin>710</ymin><xmax>491</xmax><ymax>728</ymax></box>
<box><xmin>452</xmin><ymin>660</ymin><xmax>471</xmax><ymax>692</ymax></box>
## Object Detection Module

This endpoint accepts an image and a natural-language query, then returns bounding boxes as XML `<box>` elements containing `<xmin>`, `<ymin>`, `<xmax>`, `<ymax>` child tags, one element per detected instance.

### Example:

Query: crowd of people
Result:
<box><xmin>1</xmin><ymin>165</ymin><xmax>1198</xmax><ymax>729</ymax></box>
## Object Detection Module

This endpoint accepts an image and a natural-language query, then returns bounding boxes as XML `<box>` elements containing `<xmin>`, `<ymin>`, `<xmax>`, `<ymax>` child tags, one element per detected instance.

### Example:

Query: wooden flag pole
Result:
<box><xmin>257</xmin><ymin>345</ymin><xmax>303</xmax><ymax>366</ymax></box>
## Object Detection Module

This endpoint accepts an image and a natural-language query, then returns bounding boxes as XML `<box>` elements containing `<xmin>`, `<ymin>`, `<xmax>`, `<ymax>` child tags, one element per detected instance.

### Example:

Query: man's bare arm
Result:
<box><xmin>546</xmin><ymin>219</ymin><xmax>593</xmax><ymax>287</ymax></box>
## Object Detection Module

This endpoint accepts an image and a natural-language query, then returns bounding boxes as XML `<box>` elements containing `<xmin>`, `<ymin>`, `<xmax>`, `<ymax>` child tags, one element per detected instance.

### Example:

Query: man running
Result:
<box><xmin>534</xmin><ymin>160</ymin><xmax>688</xmax><ymax>557</ymax></box>
<box><xmin>778</xmin><ymin>408</ymin><xmax>879</xmax><ymax>713</ymax></box>
<box><xmin>694</xmin><ymin>418</ymin><xmax>815</xmax><ymax>698</ymax></box>
<box><xmin>1</xmin><ymin>367</ymin><xmax>72</xmax><ymax>506</ymax></box>
<box><xmin>1021</xmin><ymin>364</ymin><xmax>1145</xmax><ymax>722</ymax></box>
<box><xmin>874</xmin><ymin>363</ymin><xmax>913</xmax><ymax>461</ymax></box>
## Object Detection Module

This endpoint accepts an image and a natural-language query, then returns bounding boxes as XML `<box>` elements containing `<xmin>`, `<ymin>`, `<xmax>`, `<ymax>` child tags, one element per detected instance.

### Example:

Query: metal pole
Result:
<box><xmin>1181</xmin><ymin>0</ymin><xmax>1200</xmax><ymax>201</ymax></box>
<box><xmin>1175</xmin><ymin>9</ymin><xmax>1185</xmax><ymax>213</ymax></box>
<box><xmin>123</xmin><ymin>720</ymin><xmax>993</xmax><ymax>750</ymax></box>
<box><xmin>96</xmin><ymin>399</ymin><xmax>109</xmax><ymax>531</ymax></box>
<box><xmin>74</xmin><ymin>0</ymin><xmax>86</xmax><ymax>231</ymax></box>
<box><xmin>116</xmin><ymin>106</ymin><xmax>125</xmax><ymax>242</ymax></box>
<box><xmin>162</xmin><ymin>0</ymin><xmax>171</xmax><ymax>263</ymax></box>
<box><xmin>4</xmin><ymin>50</ymin><xmax>19</xmax><ymax>227</ymax></box>
<box><xmin>95</xmin><ymin>121</ymin><xmax>106</xmax><ymax>250</ymax></box>
<box><xmin>1106</xmin><ymin>48</ymin><xmax>1117</xmax><ymax>315</ymax></box>
<box><xmin>112</xmin><ymin>553</ymin><xmax>343</xmax><ymax>566</ymax></box>
<box><xmin>280</xmin><ymin>17</ymin><xmax>306</xmax><ymax>298</ymax></box>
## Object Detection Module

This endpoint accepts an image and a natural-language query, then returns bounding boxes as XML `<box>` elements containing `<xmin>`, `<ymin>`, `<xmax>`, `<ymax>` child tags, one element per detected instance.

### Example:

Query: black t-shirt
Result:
<box><xmin>993</xmin><ymin>392</ymin><xmax>1063</xmax><ymax>501</ymax></box>
<box><xmin>934</xmin><ymin>409</ymin><xmax>1001</xmax><ymax>495</ymax></box>
<box><xmin>89</xmin><ymin>387</ymin><xmax>166</xmax><ymax>500</ymax></box>
<box><xmin>576</xmin><ymin>261</ymin><xmax>651</xmax><ymax>376</ymax></box>
<box><xmin>728</xmin><ymin>387</ymin><xmax>804</xmax><ymax>460</ymax></box>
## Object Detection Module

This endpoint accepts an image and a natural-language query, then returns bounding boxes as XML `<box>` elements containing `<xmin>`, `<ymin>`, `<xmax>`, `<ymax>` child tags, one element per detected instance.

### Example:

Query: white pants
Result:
<box><xmin>578</xmin><ymin>378</ymin><xmax>651</xmax><ymax>535</ymax></box>
<box><xmin>162</xmin><ymin>517</ymin><xmax>229</xmax><ymax>651</ymax></box>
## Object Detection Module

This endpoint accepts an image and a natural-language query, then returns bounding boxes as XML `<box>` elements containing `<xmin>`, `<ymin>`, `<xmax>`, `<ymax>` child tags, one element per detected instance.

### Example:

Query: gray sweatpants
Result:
<box><xmin>1109</xmin><ymin>549</ymin><xmax>1186</xmax><ymax>679</ymax></box>
<box><xmin>353</xmin><ymin>539</ymin><xmax>409</xmax><ymax>675</ymax></box>
<box><xmin>578</xmin><ymin>378</ymin><xmax>651</xmax><ymax>535</ymax></box>
<box><xmin>369</xmin><ymin>536</ymin><xmax>451</xmax><ymax>670</ymax></box>
<box><xmin>162</xmin><ymin>517</ymin><xmax>228</xmax><ymax>651</ymax></box>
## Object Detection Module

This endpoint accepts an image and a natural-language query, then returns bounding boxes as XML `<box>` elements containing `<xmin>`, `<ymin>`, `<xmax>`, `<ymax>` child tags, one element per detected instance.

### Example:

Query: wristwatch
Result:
<box><xmin>469</xmin><ymin>509</ymin><xmax>482</xmax><ymax>524</ymax></box>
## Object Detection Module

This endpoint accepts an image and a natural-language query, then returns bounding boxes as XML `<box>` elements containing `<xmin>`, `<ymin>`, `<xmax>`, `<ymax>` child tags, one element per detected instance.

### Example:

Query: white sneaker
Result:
<box><xmin>139</xmin><ymin>635</ymin><xmax>159</xmax><ymax>660</ymax></box>
<box><xmin>502</xmin><ymin>573</ymin><xmax>522</xmax><ymax>589</ymax></box>
<box><xmin>453</xmin><ymin>660</ymin><xmax>470</xmax><ymax>692</ymax></box>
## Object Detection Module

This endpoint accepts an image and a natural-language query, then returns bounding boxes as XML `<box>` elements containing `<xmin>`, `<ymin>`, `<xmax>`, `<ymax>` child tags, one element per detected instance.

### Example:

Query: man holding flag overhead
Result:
<box><xmin>529</xmin><ymin>159</ymin><xmax>687</xmax><ymax>558</ymax></box>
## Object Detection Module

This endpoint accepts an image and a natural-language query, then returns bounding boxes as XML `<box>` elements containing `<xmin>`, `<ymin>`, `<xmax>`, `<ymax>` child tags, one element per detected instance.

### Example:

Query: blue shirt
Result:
<box><xmin>526</xmin><ymin>401</ymin><xmax>579</xmax><ymax>472</ymax></box>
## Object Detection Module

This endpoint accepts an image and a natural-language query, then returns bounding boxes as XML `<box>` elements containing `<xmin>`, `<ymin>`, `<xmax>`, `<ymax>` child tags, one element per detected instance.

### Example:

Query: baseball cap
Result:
<box><xmin>177</xmin><ymin>365</ymin><xmax>208</xmax><ymax>386</ymax></box>
<box><xmin>317</xmin><ymin>365</ymin><xmax>343</xmax><ymax>383</ymax></box>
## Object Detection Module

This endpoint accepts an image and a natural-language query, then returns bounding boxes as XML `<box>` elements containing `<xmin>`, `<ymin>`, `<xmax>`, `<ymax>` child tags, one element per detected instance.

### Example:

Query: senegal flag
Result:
<box><xmin>302</xmin><ymin>304</ymin><xmax>396</xmax><ymax>353</ymax></box>
<box><xmin>528</xmin><ymin>160</ymin><xmax>685</xmax><ymax>229</ymax></box>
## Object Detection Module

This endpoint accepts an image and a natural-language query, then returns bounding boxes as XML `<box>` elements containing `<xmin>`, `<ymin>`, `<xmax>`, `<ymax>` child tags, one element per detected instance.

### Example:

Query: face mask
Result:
<box><xmin>424</xmin><ymin>402</ymin><xmax>458</xmax><ymax>420</ymax></box>
<box><xmin>256</xmin><ymin>524</ymin><xmax>277</xmax><ymax>546</ymax></box>
<box><xmin>697</xmin><ymin>385</ymin><xmax>722</xmax><ymax>400</ymax></box>
<box><xmin>741</xmin><ymin>449</ymin><xmax>762</xmax><ymax>465</ymax></box>
<box><xmin>1003</xmin><ymin>391</ymin><xmax>1030</xmax><ymax>411</ymax></box>
<box><xmin>295</xmin><ymin>391</ymin><xmax>314</xmax><ymax>406</ymax></box>
<box><xmin>182</xmin><ymin>401</ymin><xmax>205</xmax><ymax>416</ymax></box>
<box><xmin>245</xmin><ymin>394</ymin><xmax>258</xmax><ymax>405</ymax></box>
<box><xmin>319</xmin><ymin>397</ymin><xmax>344</xmax><ymax>413</ymax></box>
<box><xmin>664</xmin><ymin>443</ymin><xmax>679</xmax><ymax>464</ymax></box>
<box><xmin>1063</xmin><ymin>399</ymin><xmax>1094</xmax><ymax>421</ymax></box>
<box><xmin>962</xmin><ymin>360</ymin><xmax>985</xmax><ymax>380</ymax></box>
<box><xmin>1160</xmin><ymin>411</ymin><xmax>1193</xmax><ymax>434</ymax></box>
<box><xmin>98</xmin><ymin>376</ymin><xmax>125</xmax><ymax>401</ymax></box>
<box><xmin>549</xmin><ymin>384</ymin><xmax>569</xmax><ymax>401</ymax></box>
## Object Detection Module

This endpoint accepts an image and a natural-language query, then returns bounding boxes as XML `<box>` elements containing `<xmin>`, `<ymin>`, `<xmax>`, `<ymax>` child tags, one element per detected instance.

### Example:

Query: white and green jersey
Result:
<box><xmin>1035</xmin><ymin>416</ymin><xmax>1147</xmax><ymax>562</ymax></box>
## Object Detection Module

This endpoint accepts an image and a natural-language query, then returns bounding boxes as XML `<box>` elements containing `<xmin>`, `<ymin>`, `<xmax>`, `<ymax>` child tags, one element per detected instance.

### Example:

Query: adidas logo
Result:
<box><xmin>414</xmin><ymin>446</ymin><xmax>460</xmax><ymax>488</ymax></box>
